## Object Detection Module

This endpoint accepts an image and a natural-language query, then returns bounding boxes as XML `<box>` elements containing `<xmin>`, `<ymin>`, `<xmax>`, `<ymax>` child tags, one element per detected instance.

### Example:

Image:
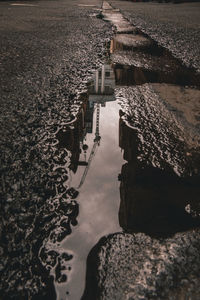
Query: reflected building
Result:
<box><xmin>55</xmin><ymin>64</ymin><xmax>117</xmax><ymax>299</ymax></box>
<box><xmin>88</xmin><ymin>64</ymin><xmax>115</xmax><ymax>104</ymax></box>
<box><xmin>56</xmin><ymin>94</ymin><xmax>88</xmax><ymax>174</ymax></box>
<box><xmin>119</xmin><ymin>116</ymin><xmax>200</xmax><ymax>237</ymax></box>
<box><xmin>85</xmin><ymin>64</ymin><xmax>115</xmax><ymax>133</ymax></box>
<box><xmin>56</xmin><ymin>64</ymin><xmax>115</xmax><ymax>182</ymax></box>
<box><xmin>84</xmin><ymin>100</ymin><xmax>94</xmax><ymax>134</ymax></box>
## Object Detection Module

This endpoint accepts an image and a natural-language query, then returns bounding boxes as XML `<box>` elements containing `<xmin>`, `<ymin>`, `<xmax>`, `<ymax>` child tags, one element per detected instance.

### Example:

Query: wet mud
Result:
<box><xmin>1</xmin><ymin>1</ymin><xmax>200</xmax><ymax>299</ymax></box>
<box><xmin>118</xmin><ymin>117</ymin><xmax>200</xmax><ymax>238</ymax></box>
<box><xmin>0</xmin><ymin>1</ymin><xmax>113</xmax><ymax>299</ymax></box>
<box><xmin>82</xmin><ymin>230</ymin><xmax>200</xmax><ymax>300</ymax></box>
<box><xmin>105</xmin><ymin>3</ymin><xmax>200</xmax><ymax>177</ymax></box>
<box><xmin>81</xmin><ymin>3</ymin><xmax>200</xmax><ymax>300</ymax></box>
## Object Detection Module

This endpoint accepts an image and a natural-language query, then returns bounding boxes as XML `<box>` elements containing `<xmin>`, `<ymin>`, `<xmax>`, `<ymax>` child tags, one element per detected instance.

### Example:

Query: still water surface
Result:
<box><xmin>56</xmin><ymin>66</ymin><xmax>124</xmax><ymax>300</ymax></box>
<box><xmin>2</xmin><ymin>3</ymin><xmax>200</xmax><ymax>300</ymax></box>
<box><xmin>56</xmin><ymin>4</ymin><xmax>200</xmax><ymax>298</ymax></box>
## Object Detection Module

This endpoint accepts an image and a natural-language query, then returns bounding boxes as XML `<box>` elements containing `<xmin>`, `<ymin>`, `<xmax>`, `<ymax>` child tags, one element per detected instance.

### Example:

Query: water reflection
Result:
<box><xmin>119</xmin><ymin>116</ymin><xmax>200</xmax><ymax>238</ymax></box>
<box><xmin>55</xmin><ymin>63</ymin><xmax>123</xmax><ymax>300</ymax></box>
<box><xmin>58</xmin><ymin>12</ymin><xmax>200</xmax><ymax>299</ymax></box>
<box><xmin>88</xmin><ymin>64</ymin><xmax>115</xmax><ymax>98</ymax></box>
<box><xmin>56</xmin><ymin>63</ymin><xmax>116</xmax><ymax>191</ymax></box>
<box><xmin>81</xmin><ymin>114</ymin><xmax>200</xmax><ymax>300</ymax></box>
<box><xmin>81</xmin><ymin>5</ymin><xmax>200</xmax><ymax>299</ymax></box>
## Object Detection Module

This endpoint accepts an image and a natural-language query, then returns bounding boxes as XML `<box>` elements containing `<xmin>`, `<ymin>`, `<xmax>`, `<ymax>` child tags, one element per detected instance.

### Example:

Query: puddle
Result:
<box><xmin>3</xmin><ymin>2</ymin><xmax>198</xmax><ymax>299</ymax></box>
<box><xmin>54</xmin><ymin>64</ymin><xmax>124</xmax><ymax>300</ymax></box>
<box><xmin>52</xmin><ymin>2</ymin><xmax>200</xmax><ymax>299</ymax></box>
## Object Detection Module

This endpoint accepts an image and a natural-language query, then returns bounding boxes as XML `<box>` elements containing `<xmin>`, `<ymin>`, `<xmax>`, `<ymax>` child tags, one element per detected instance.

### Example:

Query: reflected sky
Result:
<box><xmin>55</xmin><ymin>20</ymin><xmax>200</xmax><ymax>299</ymax></box>
<box><xmin>57</xmin><ymin>75</ymin><xmax>124</xmax><ymax>300</ymax></box>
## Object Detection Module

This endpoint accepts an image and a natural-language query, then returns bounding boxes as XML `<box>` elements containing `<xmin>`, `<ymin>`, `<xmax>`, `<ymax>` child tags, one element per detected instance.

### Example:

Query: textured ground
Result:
<box><xmin>109</xmin><ymin>0</ymin><xmax>200</xmax><ymax>72</ymax></box>
<box><xmin>1</xmin><ymin>0</ymin><xmax>200</xmax><ymax>299</ymax></box>
<box><xmin>116</xmin><ymin>85</ymin><xmax>200</xmax><ymax>176</ymax></box>
<box><xmin>81</xmin><ymin>3</ymin><xmax>200</xmax><ymax>300</ymax></box>
<box><xmin>82</xmin><ymin>230</ymin><xmax>200</xmax><ymax>300</ymax></box>
<box><xmin>0</xmin><ymin>0</ymin><xmax>113</xmax><ymax>298</ymax></box>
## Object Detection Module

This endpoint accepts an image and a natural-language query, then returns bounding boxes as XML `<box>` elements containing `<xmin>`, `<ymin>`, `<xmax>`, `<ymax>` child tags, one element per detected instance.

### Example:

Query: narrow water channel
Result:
<box><xmin>55</xmin><ymin>64</ymin><xmax>124</xmax><ymax>300</ymax></box>
<box><xmin>2</xmin><ymin>2</ymin><xmax>200</xmax><ymax>300</ymax></box>
<box><xmin>55</xmin><ymin>2</ymin><xmax>200</xmax><ymax>299</ymax></box>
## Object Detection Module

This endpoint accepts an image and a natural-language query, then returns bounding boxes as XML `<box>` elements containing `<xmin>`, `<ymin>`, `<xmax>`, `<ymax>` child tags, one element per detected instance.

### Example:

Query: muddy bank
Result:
<box><xmin>1</xmin><ymin>0</ymin><xmax>200</xmax><ymax>298</ymax></box>
<box><xmin>0</xmin><ymin>0</ymin><xmax>113</xmax><ymax>298</ymax></box>
<box><xmin>102</xmin><ymin>2</ymin><xmax>200</xmax><ymax>176</ymax></box>
<box><xmin>82</xmin><ymin>230</ymin><xmax>200</xmax><ymax>300</ymax></box>
<box><xmin>116</xmin><ymin>85</ymin><xmax>200</xmax><ymax>176</ymax></box>
<box><xmin>81</xmin><ymin>115</ymin><xmax>200</xmax><ymax>300</ymax></box>
<box><xmin>81</xmin><ymin>4</ymin><xmax>200</xmax><ymax>300</ymax></box>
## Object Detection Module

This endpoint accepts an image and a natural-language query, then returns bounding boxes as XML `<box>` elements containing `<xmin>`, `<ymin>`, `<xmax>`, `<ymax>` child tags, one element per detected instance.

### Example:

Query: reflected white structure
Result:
<box><xmin>88</xmin><ymin>63</ymin><xmax>115</xmax><ymax>104</ymax></box>
<box><xmin>85</xmin><ymin>63</ymin><xmax>115</xmax><ymax>134</ymax></box>
<box><xmin>58</xmin><ymin>64</ymin><xmax>123</xmax><ymax>300</ymax></box>
<box><xmin>78</xmin><ymin>64</ymin><xmax>116</xmax><ymax>189</ymax></box>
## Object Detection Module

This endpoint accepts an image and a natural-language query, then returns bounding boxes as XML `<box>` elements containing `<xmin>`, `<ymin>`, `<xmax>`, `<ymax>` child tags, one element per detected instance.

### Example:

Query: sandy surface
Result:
<box><xmin>152</xmin><ymin>84</ymin><xmax>200</xmax><ymax>128</ymax></box>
